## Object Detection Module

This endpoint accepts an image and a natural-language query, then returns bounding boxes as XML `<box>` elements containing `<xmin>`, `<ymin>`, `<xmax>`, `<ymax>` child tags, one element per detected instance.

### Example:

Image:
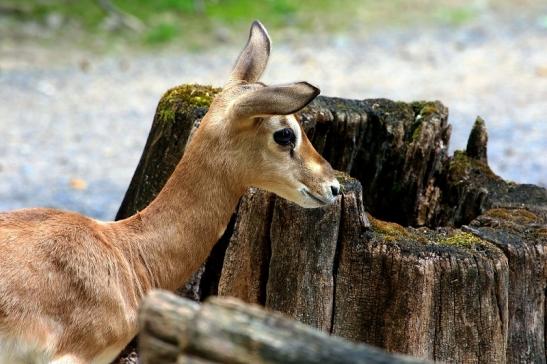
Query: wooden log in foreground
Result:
<box><xmin>139</xmin><ymin>290</ymin><xmax>429</xmax><ymax>364</ymax></box>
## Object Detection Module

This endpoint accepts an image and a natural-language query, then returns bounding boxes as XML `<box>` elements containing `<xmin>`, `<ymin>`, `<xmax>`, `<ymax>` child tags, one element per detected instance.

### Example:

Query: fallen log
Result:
<box><xmin>138</xmin><ymin>290</ymin><xmax>430</xmax><ymax>364</ymax></box>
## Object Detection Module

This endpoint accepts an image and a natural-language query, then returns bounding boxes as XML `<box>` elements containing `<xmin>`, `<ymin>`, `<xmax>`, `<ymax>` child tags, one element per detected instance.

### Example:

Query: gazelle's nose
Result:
<box><xmin>329</xmin><ymin>178</ymin><xmax>341</xmax><ymax>198</ymax></box>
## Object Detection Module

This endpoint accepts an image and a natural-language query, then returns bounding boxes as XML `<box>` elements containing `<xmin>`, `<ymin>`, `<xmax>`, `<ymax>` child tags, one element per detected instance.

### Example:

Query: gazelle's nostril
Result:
<box><xmin>330</xmin><ymin>185</ymin><xmax>340</xmax><ymax>197</ymax></box>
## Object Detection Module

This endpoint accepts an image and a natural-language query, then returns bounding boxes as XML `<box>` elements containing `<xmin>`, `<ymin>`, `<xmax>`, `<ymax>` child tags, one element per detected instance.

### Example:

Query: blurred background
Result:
<box><xmin>0</xmin><ymin>0</ymin><xmax>546</xmax><ymax>220</ymax></box>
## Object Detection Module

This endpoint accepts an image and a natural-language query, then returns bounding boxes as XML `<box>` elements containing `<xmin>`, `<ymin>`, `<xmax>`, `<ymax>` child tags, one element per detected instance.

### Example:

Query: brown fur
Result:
<box><xmin>0</xmin><ymin>20</ymin><xmax>338</xmax><ymax>363</ymax></box>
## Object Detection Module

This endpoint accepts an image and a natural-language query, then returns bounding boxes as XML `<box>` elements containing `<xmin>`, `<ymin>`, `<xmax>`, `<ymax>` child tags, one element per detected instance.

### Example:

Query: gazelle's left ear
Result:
<box><xmin>230</xmin><ymin>82</ymin><xmax>320</xmax><ymax>120</ymax></box>
<box><xmin>230</xmin><ymin>20</ymin><xmax>271</xmax><ymax>83</ymax></box>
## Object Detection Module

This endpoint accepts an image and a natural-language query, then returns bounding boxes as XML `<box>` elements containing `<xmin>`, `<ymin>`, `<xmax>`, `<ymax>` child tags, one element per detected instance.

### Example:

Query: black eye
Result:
<box><xmin>273</xmin><ymin>128</ymin><xmax>296</xmax><ymax>147</ymax></box>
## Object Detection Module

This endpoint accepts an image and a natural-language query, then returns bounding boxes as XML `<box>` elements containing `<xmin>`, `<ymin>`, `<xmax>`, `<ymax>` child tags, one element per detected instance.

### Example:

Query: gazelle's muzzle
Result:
<box><xmin>297</xmin><ymin>172</ymin><xmax>340</xmax><ymax>208</ymax></box>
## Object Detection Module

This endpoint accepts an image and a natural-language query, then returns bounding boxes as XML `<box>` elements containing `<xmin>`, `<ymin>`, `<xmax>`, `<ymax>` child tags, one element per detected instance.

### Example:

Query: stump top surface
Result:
<box><xmin>367</xmin><ymin>214</ymin><xmax>504</xmax><ymax>259</ymax></box>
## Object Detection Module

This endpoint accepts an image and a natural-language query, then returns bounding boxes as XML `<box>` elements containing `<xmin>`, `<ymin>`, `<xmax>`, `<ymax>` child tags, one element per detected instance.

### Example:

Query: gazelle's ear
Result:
<box><xmin>230</xmin><ymin>82</ymin><xmax>320</xmax><ymax>120</ymax></box>
<box><xmin>230</xmin><ymin>20</ymin><xmax>271</xmax><ymax>82</ymax></box>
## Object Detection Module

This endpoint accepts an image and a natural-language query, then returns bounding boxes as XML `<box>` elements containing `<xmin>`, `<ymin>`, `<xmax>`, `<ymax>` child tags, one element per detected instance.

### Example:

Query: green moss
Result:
<box><xmin>333</xmin><ymin>171</ymin><xmax>365</xmax><ymax>195</ymax></box>
<box><xmin>407</xmin><ymin>101</ymin><xmax>441</xmax><ymax>142</ymax></box>
<box><xmin>449</xmin><ymin>150</ymin><xmax>497</xmax><ymax>182</ymax></box>
<box><xmin>334</xmin><ymin>171</ymin><xmax>351</xmax><ymax>193</ymax></box>
<box><xmin>411</xmin><ymin>124</ymin><xmax>422</xmax><ymax>141</ymax></box>
<box><xmin>420</xmin><ymin>104</ymin><xmax>438</xmax><ymax>116</ymax></box>
<box><xmin>369</xmin><ymin>213</ymin><xmax>496</xmax><ymax>253</ymax></box>
<box><xmin>473</xmin><ymin>116</ymin><xmax>485</xmax><ymax>129</ymax></box>
<box><xmin>164</xmin><ymin>84</ymin><xmax>220</xmax><ymax>107</ymax></box>
<box><xmin>334</xmin><ymin>171</ymin><xmax>351</xmax><ymax>183</ymax></box>
<box><xmin>369</xmin><ymin>214</ymin><xmax>411</xmax><ymax>242</ymax></box>
<box><xmin>486</xmin><ymin>208</ymin><xmax>538</xmax><ymax>224</ymax></box>
<box><xmin>155</xmin><ymin>84</ymin><xmax>221</xmax><ymax>123</ymax></box>
<box><xmin>158</xmin><ymin>108</ymin><xmax>176</xmax><ymax>124</ymax></box>
<box><xmin>450</xmin><ymin>150</ymin><xmax>472</xmax><ymax>178</ymax></box>
<box><xmin>436</xmin><ymin>231</ymin><xmax>485</xmax><ymax>248</ymax></box>
<box><xmin>333</xmin><ymin>99</ymin><xmax>351</xmax><ymax>111</ymax></box>
<box><xmin>411</xmin><ymin>101</ymin><xmax>439</xmax><ymax>117</ymax></box>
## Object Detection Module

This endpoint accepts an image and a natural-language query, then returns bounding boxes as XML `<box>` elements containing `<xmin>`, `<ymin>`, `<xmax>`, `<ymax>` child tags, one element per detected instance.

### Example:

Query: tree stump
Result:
<box><xmin>116</xmin><ymin>84</ymin><xmax>220</xmax><ymax>220</ymax></box>
<box><xmin>466</xmin><ymin>207</ymin><xmax>547</xmax><ymax>363</ymax></box>
<box><xmin>138</xmin><ymin>290</ymin><xmax>429</xmax><ymax>364</ymax></box>
<box><xmin>115</xmin><ymin>84</ymin><xmax>547</xmax><ymax>364</ymax></box>
<box><xmin>296</xmin><ymin>97</ymin><xmax>452</xmax><ymax>227</ymax></box>
<box><xmin>214</xmin><ymin>176</ymin><xmax>509</xmax><ymax>363</ymax></box>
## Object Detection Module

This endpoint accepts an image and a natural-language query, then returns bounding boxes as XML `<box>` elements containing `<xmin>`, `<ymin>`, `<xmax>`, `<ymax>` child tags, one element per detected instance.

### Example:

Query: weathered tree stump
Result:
<box><xmin>138</xmin><ymin>290</ymin><xmax>429</xmax><ymax>364</ymax></box>
<box><xmin>115</xmin><ymin>84</ymin><xmax>547</xmax><ymax>364</ymax></box>
<box><xmin>218</xmin><ymin>176</ymin><xmax>368</xmax><ymax>332</ymax></box>
<box><xmin>466</xmin><ymin>207</ymin><xmax>547</xmax><ymax>363</ymax></box>
<box><xmin>116</xmin><ymin>84</ymin><xmax>220</xmax><ymax>220</ymax></box>
<box><xmin>432</xmin><ymin>121</ymin><xmax>547</xmax><ymax>227</ymax></box>
<box><xmin>338</xmin><ymin>218</ymin><xmax>508</xmax><ymax>362</ymax></box>
<box><xmin>214</xmin><ymin>176</ymin><xmax>509</xmax><ymax>362</ymax></box>
<box><xmin>265</xmin><ymin>187</ymin><xmax>343</xmax><ymax>331</ymax></box>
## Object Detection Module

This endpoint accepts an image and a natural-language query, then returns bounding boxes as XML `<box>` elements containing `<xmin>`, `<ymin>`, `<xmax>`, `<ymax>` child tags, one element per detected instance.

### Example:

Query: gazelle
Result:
<box><xmin>0</xmin><ymin>21</ymin><xmax>340</xmax><ymax>363</ymax></box>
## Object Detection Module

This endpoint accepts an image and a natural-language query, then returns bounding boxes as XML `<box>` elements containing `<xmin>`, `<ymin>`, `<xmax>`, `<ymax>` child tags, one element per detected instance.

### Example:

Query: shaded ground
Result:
<box><xmin>0</xmin><ymin>11</ymin><xmax>546</xmax><ymax>220</ymax></box>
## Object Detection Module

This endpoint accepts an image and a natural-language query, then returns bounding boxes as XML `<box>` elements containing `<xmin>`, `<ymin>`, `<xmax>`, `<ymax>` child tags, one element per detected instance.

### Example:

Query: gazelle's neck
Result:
<box><xmin>114</xmin><ymin>131</ymin><xmax>244</xmax><ymax>295</ymax></box>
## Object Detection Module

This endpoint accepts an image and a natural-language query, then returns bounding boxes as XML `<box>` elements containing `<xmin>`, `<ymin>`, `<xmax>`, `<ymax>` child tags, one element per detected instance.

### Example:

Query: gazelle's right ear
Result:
<box><xmin>230</xmin><ymin>82</ymin><xmax>320</xmax><ymax>121</ymax></box>
<box><xmin>230</xmin><ymin>20</ymin><xmax>271</xmax><ymax>83</ymax></box>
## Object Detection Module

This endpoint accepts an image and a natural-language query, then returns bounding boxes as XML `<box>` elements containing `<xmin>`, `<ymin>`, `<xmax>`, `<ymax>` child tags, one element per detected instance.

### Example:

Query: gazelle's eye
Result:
<box><xmin>273</xmin><ymin>128</ymin><xmax>295</xmax><ymax>147</ymax></box>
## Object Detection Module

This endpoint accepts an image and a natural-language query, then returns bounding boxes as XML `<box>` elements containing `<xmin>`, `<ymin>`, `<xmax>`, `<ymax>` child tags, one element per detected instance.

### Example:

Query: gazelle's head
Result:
<box><xmin>196</xmin><ymin>21</ymin><xmax>339</xmax><ymax>208</ymax></box>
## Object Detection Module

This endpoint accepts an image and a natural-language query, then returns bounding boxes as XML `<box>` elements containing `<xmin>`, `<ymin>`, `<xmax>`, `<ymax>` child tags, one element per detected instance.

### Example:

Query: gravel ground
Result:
<box><xmin>1</xmin><ymin>15</ymin><xmax>546</xmax><ymax>220</ymax></box>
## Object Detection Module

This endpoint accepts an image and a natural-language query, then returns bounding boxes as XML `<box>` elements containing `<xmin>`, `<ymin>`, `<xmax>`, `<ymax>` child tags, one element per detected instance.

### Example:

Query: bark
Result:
<box><xmin>265</xmin><ymin>177</ymin><xmax>368</xmax><ymax>332</ymax></box>
<box><xmin>217</xmin><ymin>189</ymin><xmax>274</xmax><ymax>304</ymax></box>
<box><xmin>138</xmin><ymin>290</ymin><xmax>200</xmax><ymax>364</ymax></box>
<box><xmin>264</xmin><ymin>189</ymin><xmax>342</xmax><ymax>331</ymax></box>
<box><xmin>430</xmin><ymin>113</ymin><xmax>546</xmax><ymax>226</ymax></box>
<box><xmin>466</xmin><ymin>116</ymin><xmax>488</xmax><ymax>163</ymax></box>
<box><xmin>466</xmin><ymin>207</ymin><xmax>547</xmax><ymax>363</ymax></box>
<box><xmin>332</xmin><ymin>216</ymin><xmax>509</xmax><ymax>362</ymax></box>
<box><xmin>138</xmin><ymin>290</ymin><xmax>430</xmax><ymax>364</ymax></box>
<box><xmin>119</xmin><ymin>87</ymin><xmax>455</xmax><ymax>228</ymax></box>
<box><xmin>298</xmin><ymin>98</ymin><xmax>452</xmax><ymax>227</ymax></box>
<box><xmin>120</xmin><ymin>84</ymin><xmax>546</xmax><ymax>230</ymax></box>
<box><xmin>433</xmin><ymin>148</ymin><xmax>547</xmax><ymax>227</ymax></box>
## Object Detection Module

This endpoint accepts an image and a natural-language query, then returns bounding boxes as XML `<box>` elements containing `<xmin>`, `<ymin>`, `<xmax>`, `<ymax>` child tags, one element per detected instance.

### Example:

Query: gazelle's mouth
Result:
<box><xmin>301</xmin><ymin>188</ymin><xmax>331</xmax><ymax>206</ymax></box>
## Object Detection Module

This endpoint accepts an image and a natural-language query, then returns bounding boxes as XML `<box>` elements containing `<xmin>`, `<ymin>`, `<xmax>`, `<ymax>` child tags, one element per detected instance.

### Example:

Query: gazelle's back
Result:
<box><xmin>0</xmin><ymin>208</ymin><xmax>137</xmax><ymax>363</ymax></box>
